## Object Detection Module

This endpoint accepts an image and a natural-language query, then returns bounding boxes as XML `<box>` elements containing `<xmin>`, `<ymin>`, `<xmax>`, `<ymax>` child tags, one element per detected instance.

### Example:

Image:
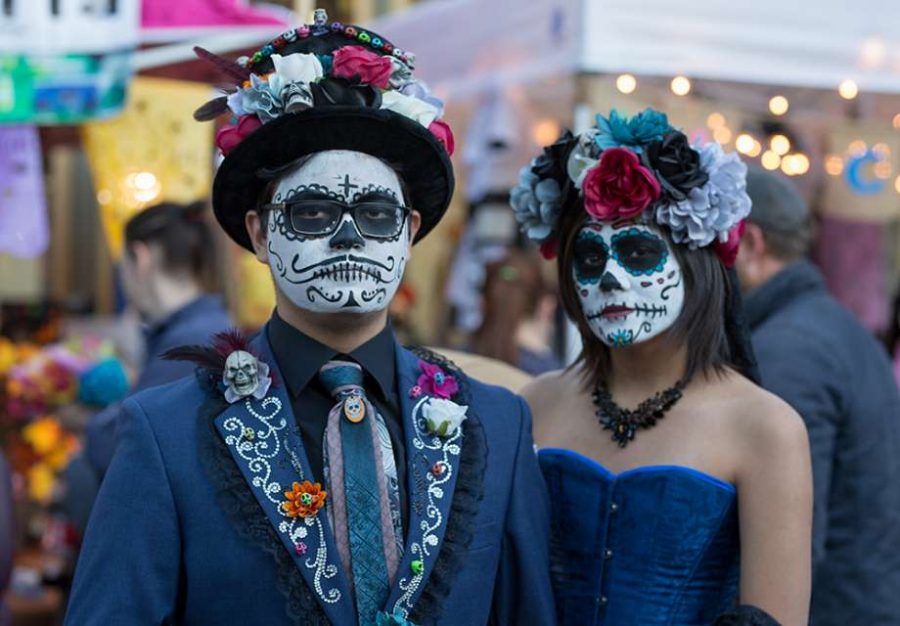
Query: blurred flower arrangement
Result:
<box><xmin>0</xmin><ymin>336</ymin><xmax>129</xmax><ymax>503</ymax></box>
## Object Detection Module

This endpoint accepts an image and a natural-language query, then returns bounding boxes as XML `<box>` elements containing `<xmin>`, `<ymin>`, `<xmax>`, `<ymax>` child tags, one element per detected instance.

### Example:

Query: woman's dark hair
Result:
<box><xmin>471</xmin><ymin>249</ymin><xmax>549</xmax><ymax>367</ymax></box>
<box><xmin>556</xmin><ymin>206</ymin><xmax>732</xmax><ymax>390</ymax></box>
<box><xmin>123</xmin><ymin>201</ymin><xmax>216</xmax><ymax>288</ymax></box>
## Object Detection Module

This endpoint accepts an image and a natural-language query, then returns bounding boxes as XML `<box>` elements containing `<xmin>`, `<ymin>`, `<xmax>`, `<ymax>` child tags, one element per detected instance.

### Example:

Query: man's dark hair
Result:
<box><xmin>124</xmin><ymin>201</ymin><xmax>216</xmax><ymax>287</ymax></box>
<box><xmin>745</xmin><ymin>166</ymin><xmax>813</xmax><ymax>262</ymax></box>
<box><xmin>556</xmin><ymin>207</ymin><xmax>731</xmax><ymax>390</ymax></box>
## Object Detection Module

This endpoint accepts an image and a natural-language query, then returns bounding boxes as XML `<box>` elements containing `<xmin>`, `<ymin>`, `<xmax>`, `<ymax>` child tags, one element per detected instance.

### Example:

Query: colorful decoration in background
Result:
<box><xmin>0</xmin><ymin>1</ymin><xmax>138</xmax><ymax>124</ymax></box>
<box><xmin>821</xmin><ymin>126</ymin><xmax>900</xmax><ymax>222</ymax></box>
<box><xmin>0</xmin><ymin>125</ymin><xmax>49</xmax><ymax>259</ymax></box>
<box><xmin>81</xmin><ymin>77</ymin><xmax>215</xmax><ymax>259</ymax></box>
<box><xmin>0</xmin><ymin>52</ymin><xmax>132</xmax><ymax>124</ymax></box>
<box><xmin>0</xmin><ymin>336</ymin><xmax>128</xmax><ymax>503</ymax></box>
<box><xmin>142</xmin><ymin>0</ymin><xmax>288</xmax><ymax>39</ymax></box>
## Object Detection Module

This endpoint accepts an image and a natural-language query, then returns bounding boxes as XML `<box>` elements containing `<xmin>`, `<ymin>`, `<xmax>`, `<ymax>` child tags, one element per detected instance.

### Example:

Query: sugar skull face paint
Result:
<box><xmin>572</xmin><ymin>219</ymin><xmax>684</xmax><ymax>347</ymax></box>
<box><xmin>265</xmin><ymin>150</ymin><xmax>410</xmax><ymax>313</ymax></box>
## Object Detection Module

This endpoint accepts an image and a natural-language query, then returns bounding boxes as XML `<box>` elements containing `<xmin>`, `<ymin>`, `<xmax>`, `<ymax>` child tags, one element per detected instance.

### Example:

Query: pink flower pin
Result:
<box><xmin>331</xmin><ymin>45</ymin><xmax>393</xmax><ymax>89</ymax></box>
<box><xmin>215</xmin><ymin>114</ymin><xmax>262</xmax><ymax>155</ymax></box>
<box><xmin>416</xmin><ymin>361</ymin><xmax>458</xmax><ymax>399</ymax></box>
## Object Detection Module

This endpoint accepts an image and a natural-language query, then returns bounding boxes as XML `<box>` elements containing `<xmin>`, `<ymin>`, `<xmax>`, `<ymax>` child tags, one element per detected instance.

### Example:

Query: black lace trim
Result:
<box><xmin>193</xmin><ymin>369</ymin><xmax>330</xmax><ymax>626</ymax></box>
<box><xmin>713</xmin><ymin>604</ymin><xmax>782</xmax><ymax>626</ymax></box>
<box><xmin>406</xmin><ymin>347</ymin><xmax>488</xmax><ymax>626</ymax></box>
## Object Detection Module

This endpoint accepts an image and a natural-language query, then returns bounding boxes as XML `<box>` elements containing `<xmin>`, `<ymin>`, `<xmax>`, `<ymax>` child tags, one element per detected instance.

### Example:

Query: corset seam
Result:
<box><xmin>666</xmin><ymin>494</ymin><xmax>738</xmax><ymax>625</ymax></box>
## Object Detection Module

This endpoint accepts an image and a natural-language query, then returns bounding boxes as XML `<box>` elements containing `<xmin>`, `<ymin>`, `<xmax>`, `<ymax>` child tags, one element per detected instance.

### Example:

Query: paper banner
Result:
<box><xmin>81</xmin><ymin>77</ymin><xmax>214</xmax><ymax>259</ymax></box>
<box><xmin>0</xmin><ymin>125</ymin><xmax>48</xmax><ymax>258</ymax></box>
<box><xmin>142</xmin><ymin>0</ymin><xmax>288</xmax><ymax>32</ymax></box>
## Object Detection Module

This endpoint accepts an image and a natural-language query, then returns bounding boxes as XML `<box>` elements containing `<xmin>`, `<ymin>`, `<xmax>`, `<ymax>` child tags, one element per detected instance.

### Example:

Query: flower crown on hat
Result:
<box><xmin>193</xmin><ymin>9</ymin><xmax>454</xmax><ymax>158</ymax></box>
<box><xmin>510</xmin><ymin>108</ymin><xmax>751</xmax><ymax>266</ymax></box>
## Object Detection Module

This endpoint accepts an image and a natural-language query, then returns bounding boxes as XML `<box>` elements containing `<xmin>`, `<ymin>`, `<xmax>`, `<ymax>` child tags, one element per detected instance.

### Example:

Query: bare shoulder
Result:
<box><xmin>521</xmin><ymin>368</ymin><xmax>578</xmax><ymax>412</ymax></box>
<box><xmin>709</xmin><ymin>371</ymin><xmax>809</xmax><ymax>469</ymax></box>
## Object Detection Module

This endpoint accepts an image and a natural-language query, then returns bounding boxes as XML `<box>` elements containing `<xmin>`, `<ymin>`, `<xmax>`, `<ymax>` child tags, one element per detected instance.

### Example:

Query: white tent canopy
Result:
<box><xmin>372</xmin><ymin>0</ymin><xmax>900</xmax><ymax>98</ymax></box>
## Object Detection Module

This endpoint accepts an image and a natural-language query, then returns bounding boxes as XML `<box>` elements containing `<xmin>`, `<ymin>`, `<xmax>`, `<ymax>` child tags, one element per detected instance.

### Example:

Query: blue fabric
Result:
<box><xmin>64</xmin><ymin>332</ymin><xmax>555</xmax><ymax>626</ymax></box>
<box><xmin>745</xmin><ymin>261</ymin><xmax>900</xmax><ymax>626</ymax></box>
<box><xmin>539</xmin><ymin>448</ymin><xmax>739</xmax><ymax>626</ymax></box>
<box><xmin>320</xmin><ymin>362</ymin><xmax>392</xmax><ymax>624</ymax></box>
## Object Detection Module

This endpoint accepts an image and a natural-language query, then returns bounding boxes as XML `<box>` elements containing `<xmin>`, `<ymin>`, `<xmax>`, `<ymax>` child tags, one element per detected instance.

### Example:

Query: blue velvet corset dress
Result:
<box><xmin>539</xmin><ymin>448</ymin><xmax>740</xmax><ymax>626</ymax></box>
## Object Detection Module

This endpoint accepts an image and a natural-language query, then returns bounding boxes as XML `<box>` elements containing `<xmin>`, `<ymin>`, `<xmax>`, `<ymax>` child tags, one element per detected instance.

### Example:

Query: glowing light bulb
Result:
<box><xmin>713</xmin><ymin>126</ymin><xmax>732</xmax><ymax>144</ymax></box>
<box><xmin>893</xmin><ymin>113</ymin><xmax>900</xmax><ymax>130</ymax></box>
<box><xmin>735</xmin><ymin>134</ymin><xmax>755</xmax><ymax>154</ymax></box>
<box><xmin>769</xmin><ymin>96</ymin><xmax>789</xmax><ymax>116</ymax></box>
<box><xmin>848</xmin><ymin>140</ymin><xmax>867</xmax><ymax>155</ymax></box>
<box><xmin>874</xmin><ymin>160</ymin><xmax>892</xmax><ymax>179</ymax></box>
<box><xmin>793</xmin><ymin>153</ymin><xmax>810</xmax><ymax>175</ymax></box>
<box><xmin>671</xmin><ymin>76</ymin><xmax>691</xmax><ymax>96</ymax></box>
<box><xmin>532</xmin><ymin>119</ymin><xmax>561</xmax><ymax>146</ymax></box>
<box><xmin>96</xmin><ymin>189</ymin><xmax>112</xmax><ymax>205</ymax></box>
<box><xmin>839</xmin><ymin>80</ymin><xmax>859</xmax><ymax>100</ymax></box>
<box><xmin>747</xmin><ymin>140</ymin><xmax>762</xmax><ymax>158</ymax></box>
<box><xmin>770</xmin><ymin>134</ymin><xmax>791</xmax><ymax>156</ymax></box>
<box><xmin>825</xmin><ymin>155</ymin><xmax>844</xmax><ymax>176</ymax></box>
<box><xmin>707</xmin><ymin>112</ymin><xmax>725</xmax><ymax>129</ymax></box>
<box><xmin>894</xmin><ymin>175</ymin><xmax>900</xmax><ymax>194</ymax></box>
<box><xmin>616</xmin><ymin>74</ymin><xmax>637</xmax><ymax>94</ymax></box>
<box><xmin>761</xmin><ymin>151</ymin><xmax>781</xmax><ymax>171</ymax></box>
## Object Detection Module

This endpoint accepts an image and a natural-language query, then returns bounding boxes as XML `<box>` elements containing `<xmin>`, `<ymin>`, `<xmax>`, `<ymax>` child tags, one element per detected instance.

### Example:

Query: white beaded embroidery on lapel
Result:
<box><xmin>391</xmin><ymin>396</ymin><xmax>463</xmax><ymax>617</ymax></box>
<box><xmin>221</xmin><ymin>396</ymin><xmax>342</xmax><ymax>605</ymax></box>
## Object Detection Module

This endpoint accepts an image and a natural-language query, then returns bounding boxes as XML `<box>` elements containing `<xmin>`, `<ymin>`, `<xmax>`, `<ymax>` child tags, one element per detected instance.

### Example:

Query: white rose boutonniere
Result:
<box><xmin>422</xmin><ymin>397</ymin><xmax>468</xmax><ymax>437</ymax></box>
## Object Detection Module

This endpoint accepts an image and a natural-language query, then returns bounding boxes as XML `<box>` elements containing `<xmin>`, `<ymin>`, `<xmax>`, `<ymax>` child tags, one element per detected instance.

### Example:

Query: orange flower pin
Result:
<box><xmin>281</xmin><ymin>481</ymin><xmax>327</xmax><ymax>519</ymax></box>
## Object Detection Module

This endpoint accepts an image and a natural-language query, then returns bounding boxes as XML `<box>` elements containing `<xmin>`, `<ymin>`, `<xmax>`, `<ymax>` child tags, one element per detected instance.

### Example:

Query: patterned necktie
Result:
<box><xmin>318</xmin><ymin>360</ymin><xmax>399</xmax><ymax>625</ymax></box>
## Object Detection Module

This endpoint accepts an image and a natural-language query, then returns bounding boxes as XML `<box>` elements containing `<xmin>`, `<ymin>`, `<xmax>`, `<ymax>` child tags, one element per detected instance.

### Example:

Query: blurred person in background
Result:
<box><xmin>66</xmin><ymin>201</ymin><xmax>232</xmax><ymax>531</ymax></box>
<box><xmin>0</xmin><ymin>452</ymin><xmax>13</xmax><ymax>626</ymax></box>
<box><xmin>470</xmin><ymin>248</ymin><xmax>561</xmax><ymax>375</ymax></box>
<box><xmin>737</xmin><ymin>167</ymin><xmax>900</xmax><ymax>626</ymax></box>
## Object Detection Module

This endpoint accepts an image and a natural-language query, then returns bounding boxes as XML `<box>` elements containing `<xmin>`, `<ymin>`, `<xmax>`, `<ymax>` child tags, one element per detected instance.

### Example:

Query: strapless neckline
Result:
<box><xmin>539</xmin><ymin>448</ymin><xmax>735</xmax><ymax>493</ymax></box>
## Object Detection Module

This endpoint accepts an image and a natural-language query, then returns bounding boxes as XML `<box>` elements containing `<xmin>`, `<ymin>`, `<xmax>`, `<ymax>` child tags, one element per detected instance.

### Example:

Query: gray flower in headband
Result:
<box><xmin>510</xmin><ymin>163</ymin><xmax>562</xmax><ymax>243</ymax></box>
<box><xmin>654</xmin><ymin>142</ymin><xmax>751</xmax><ymax>248</ymax></box>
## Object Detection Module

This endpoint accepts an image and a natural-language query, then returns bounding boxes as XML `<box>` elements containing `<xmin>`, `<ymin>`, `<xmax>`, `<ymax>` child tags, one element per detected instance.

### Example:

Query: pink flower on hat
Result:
<box><xmin>215</xmin><ymin>115</ymin><xmax>262</xmax><ymax>155</ymax></box>
<box><xmin>427</xmin><ymin>120</ymin><xmax>455</xmax><ymax>156</ymax></box>
<box><xmin>331</xmin><ymin>45</ymin><xmax>393</xmax><ymax>89</ymax></box>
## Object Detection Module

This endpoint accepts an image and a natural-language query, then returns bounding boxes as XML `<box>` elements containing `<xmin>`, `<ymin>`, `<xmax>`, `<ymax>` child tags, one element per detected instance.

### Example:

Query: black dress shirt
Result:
<box><xmin>267</xmin><ymin>312</ymin><xmax>408</xmax><ymax>535</ymax></box>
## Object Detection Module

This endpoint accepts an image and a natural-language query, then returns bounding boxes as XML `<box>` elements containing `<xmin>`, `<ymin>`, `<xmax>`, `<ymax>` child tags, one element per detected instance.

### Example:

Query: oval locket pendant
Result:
<box><xmin>343</xmin><ymin>394</ymin><xmax>366</xmax><ymax>423</ymax></box>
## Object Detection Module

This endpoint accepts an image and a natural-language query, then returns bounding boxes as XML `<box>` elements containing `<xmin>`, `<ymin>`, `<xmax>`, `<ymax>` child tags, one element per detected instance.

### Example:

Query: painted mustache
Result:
<box><xmin>288</xmin><ymin>254</ymin><xmax>397</xmax><ymax>284</ymax></box>
<box><xmin>292</xmin><ymin>254</ymin><xmax>396</xmax><ymax>275</ymax></box>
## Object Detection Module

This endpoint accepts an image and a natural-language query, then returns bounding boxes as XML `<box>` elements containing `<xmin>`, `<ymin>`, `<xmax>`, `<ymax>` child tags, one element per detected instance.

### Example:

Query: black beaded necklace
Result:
<box><xmin>592</xmin><ymin>378</ymin><xmax>689</xmax><ymax>448</ymax></box>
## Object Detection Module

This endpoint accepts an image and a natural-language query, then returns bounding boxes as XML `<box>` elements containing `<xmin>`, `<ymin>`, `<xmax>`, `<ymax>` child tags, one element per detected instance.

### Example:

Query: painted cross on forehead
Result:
<box><xmin>572</xmin><ymin>218</ymin><xmax>685</xmax><ymax>347</ymax></box>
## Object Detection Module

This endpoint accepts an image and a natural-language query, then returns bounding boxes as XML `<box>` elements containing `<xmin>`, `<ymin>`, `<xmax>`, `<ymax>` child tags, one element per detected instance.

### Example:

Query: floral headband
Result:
<box><xmin>193</xmin><ymin>9</ymin><xmax>454</xmax><ymax>158</ymax></box>
<box><xmin>510</xmin><ymin>108</ymin><xmax>750</xmax><ymax>266</ymax></box>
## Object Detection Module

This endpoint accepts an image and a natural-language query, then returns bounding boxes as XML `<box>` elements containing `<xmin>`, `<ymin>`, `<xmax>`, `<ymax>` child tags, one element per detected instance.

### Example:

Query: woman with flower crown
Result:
<box><xmin>513</xmin><ymin>109</ymin><xmax>812</xmax><ymax>626</ymax></box>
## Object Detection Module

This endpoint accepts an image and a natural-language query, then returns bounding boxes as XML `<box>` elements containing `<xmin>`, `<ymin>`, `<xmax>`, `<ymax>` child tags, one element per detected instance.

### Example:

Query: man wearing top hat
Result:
<box><xmin>65</xmin><ymin>10</ymin><xmax>554</xmax><ymax>626</ymax></box>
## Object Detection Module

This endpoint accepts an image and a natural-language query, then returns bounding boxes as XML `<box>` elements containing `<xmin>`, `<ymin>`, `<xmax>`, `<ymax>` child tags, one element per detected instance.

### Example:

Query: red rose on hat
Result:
<box><xmin>427</xmin><ymin>120</ymin><xmax>455</xmax><ymax>156</ymax></box>
<box><xmin>215</xmin><ymin>115</ymin><xmax>262</xmax><ymax>155</ymax></box>
<box><xmin>583</xmin><ymin>147</ymin><xmax>661</xmax><ymax>221</ymax></box>
<box><xmin>331</xmin><ymin>45</ymin><xmax>393</xmax><ymax>89</ymax></box>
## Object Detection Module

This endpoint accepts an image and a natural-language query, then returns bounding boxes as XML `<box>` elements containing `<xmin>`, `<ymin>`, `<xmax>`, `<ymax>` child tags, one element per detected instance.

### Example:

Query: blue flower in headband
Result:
<box><xmin>595</xmin><ymin>108</ymin><xmax>673</xmax><ymax>153</ymax></box>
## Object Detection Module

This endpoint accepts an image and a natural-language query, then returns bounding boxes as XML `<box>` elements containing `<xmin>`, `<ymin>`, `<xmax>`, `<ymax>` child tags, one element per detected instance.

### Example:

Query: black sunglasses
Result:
<box><xmin>263</xmin><ymin>198</ymin><xmax>410</xmax><ymax>240</ymax></box>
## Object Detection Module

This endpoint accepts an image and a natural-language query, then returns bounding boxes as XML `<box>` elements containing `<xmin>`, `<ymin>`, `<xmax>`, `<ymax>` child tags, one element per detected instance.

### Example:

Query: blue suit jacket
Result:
<box><xmin>65</xmin><ymin>331</ymin><xmax>554</xmax><ymax>625</ymax></box>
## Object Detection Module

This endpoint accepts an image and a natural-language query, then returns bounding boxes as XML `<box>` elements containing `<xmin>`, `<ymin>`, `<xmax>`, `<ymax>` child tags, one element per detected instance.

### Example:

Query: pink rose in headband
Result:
<box><xmin>428</xmin><ymin>120</ymin><xmax>455</xmax><ymax>156</ymax></box>
<box><xmin>215</xmin><ymin>115</ymin><xmax>262</xmax><ymax>155</ymax></box>
<box><xmin>583</xmin><ymin>147</ymin><xmax>661</xmax><ymax>221</ymax></box>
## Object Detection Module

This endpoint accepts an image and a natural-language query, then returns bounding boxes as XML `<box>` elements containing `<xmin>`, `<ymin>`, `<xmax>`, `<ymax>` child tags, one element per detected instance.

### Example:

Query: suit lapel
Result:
<box><xmin>213</xmin><ymin>329</ymin><xmax>356</xmax><ymax>626</ymax></box>
<box><xmin>385</xmin><ymin>346</ymin><xmax>464</xmax><ymax>620</ymax></box>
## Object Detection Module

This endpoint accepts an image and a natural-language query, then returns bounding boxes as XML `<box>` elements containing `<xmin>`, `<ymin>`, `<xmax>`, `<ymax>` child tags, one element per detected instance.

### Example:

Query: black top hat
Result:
<box><xmin>194</xmin><ymin>10</ymin><xmax>455</xmax><ymax>251</ymax></box>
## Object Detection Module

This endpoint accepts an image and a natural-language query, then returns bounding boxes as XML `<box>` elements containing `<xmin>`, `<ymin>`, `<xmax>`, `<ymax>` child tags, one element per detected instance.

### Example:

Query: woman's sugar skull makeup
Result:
<box><xmin>572</xmin><ymin>219</ymin><xmax>685</xmax><ymax>347</ymax></box>
<box><xmin>264</xmin><ymin>150</ymin><xmax>410</xmax><ymax>313</ymax></box>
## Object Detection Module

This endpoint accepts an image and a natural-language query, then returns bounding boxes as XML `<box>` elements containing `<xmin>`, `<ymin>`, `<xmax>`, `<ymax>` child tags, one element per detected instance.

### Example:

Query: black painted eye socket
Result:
<box><xmin>573</xmin><ymin>236</ymin><xmax>608</xmax><ymax>281</ymax></box>
<box><xmin>612</xmin><ymin>233</ymin><xmax>666</xmax><ymax>274</ymax></box>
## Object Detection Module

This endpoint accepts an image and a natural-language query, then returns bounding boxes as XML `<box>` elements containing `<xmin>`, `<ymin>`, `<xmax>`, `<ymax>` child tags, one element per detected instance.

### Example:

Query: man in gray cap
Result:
<box><xmin>736</xmin><ymin>166</ymin><xmax>900</xmax><ymax>626</ymax></box>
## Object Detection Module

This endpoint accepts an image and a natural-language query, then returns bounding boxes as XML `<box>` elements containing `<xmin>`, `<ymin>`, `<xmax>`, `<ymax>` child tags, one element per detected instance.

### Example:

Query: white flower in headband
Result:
<box><xmin>380</xmin><ymin>90</ymin><xmax>440</xmax><ymax>127</ymax></box>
